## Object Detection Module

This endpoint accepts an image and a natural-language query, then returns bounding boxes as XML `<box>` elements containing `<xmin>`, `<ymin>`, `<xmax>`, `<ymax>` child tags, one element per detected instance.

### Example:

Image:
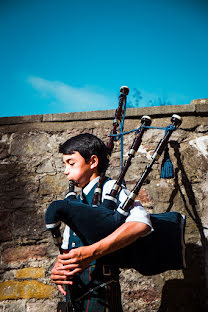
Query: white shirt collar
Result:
<box><xmin>82</xmin><ymin>176</ymin><xmax>100</xmax><ymax>195</ymax></box>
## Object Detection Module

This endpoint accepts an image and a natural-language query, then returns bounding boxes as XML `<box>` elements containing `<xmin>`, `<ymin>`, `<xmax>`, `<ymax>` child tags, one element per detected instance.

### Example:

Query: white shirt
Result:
<box><xmin>62</xmin><ymin>177</ymin><xmax>153</xmax><ymax>249</ymax></box>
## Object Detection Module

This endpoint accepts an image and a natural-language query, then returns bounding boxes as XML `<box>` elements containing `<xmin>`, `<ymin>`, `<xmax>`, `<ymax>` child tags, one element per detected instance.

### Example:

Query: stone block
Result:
<box><xmin>120</xmin><ymin>269</ymin><xmax>161</xmax><ymax>311</ymax></box>
<box><xmin>15</xmin><ymin>267</ymin><xmax>45</xmax><ymax>279</ymax></box>
<box><xmin>26</xmin><ymin>300</ymin><xmax>58</xmax><ymax>312</ymax></box>
<box><xmin>0</xmin><ymin>142</ymin><xmax>9</xmax><ymax>159</ymax></box>
<box><xmin>0</xmin><ymin>211</ymin><xmax>13</xmax><ymax>242</ymax></box>
<box><xmin>0</xmin><ymin>207</ymin><xmax>46</xmax><ymax>243</ymax></box>
<box><xmin>1</xmin><ymin>269</ymin><xmax>15</xmax><ymax>280</ymax></box>
<box><xmin>191</xmin><ymin>99</ymin><xmax>208</xmax><ymax>105</ymax></box>
<box><xmin>39</xmin><ymin>173</ymin><xmax>68</xmax><ymax>195</ymax></box>
<box><xmin>0</xmin><ymin>280</ymin><xmax>56</xmax><ymax>299</ymax></box>
<box><xmin>2</xmin><ymin>244</ymin><xmax>47</xmax><ymax>263</ymax></box>
<box><xmin>125</xmin><ymin>103</ymin><xmax>194</xmax><ymax>119</ymax></box>
<box><xmin>4</xmin><ymin>301</ymin><xmax>26</xmax><ymax>312</ymax></box>
<box><xmin>36</xmin><ymin>159</ymin><xmax>54</xmax><ymax>173</ymax></box>
<box><xmin>196</xmin><ymin>103</ymin><xmax>208</xmax><ymax>113</ymax></box>
<box><xmin>136</xmin><ymin>188</ymin><xmax>153</xmax><ymax>207</ymax></box>
<box><xmin>196</xmin><ymin>124</ymin><xmax>208</xmax><ymax>133</ymax></box>
<box><xmin>42</xmin><ymin>109</ymin><xmax>115</xmax><ymax>122</ymax></box>
<box><xmin>0</xmin><ymin>114</ymin><xmax>42</xmax><ymax>125</ymax></box>
<box><xmin>182</xmin><ymin>144</ymin><xmax>207</xmax><ymax>182</ymax></box>
<box><xmin>10</xmin><ymin>133</ymin><xmax>51</xmax><ymax>157</ymax></box>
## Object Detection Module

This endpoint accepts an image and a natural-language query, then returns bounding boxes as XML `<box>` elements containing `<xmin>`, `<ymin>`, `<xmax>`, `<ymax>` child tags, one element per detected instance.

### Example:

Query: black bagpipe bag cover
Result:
<box><xmin>101</xmin><ymin>211</ymin><xmax>186</xmax><ymax>276</ymax></box>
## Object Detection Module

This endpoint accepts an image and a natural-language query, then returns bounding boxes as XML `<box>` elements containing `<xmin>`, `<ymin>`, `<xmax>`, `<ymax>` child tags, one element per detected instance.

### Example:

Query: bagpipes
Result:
<box><xmin>45</xmin><ymin>87</ymin><xmax>186</xmax><ymax>277</ymax></box>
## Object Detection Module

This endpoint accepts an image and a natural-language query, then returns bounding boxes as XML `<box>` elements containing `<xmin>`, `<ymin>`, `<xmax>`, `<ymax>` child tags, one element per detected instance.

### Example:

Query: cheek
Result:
<box><xmin>72</xmin><ymin>167</ymin><xmax>82</xmax><ymax>178</ymax></box>
<box><xmin>76</xmin><ymin>166</ymin><xmax>88</xmax><ymax>179</ymax></box>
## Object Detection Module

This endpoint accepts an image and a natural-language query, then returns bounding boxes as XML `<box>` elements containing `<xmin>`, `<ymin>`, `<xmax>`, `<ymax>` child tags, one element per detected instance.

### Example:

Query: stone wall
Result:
<box><xmin>0</xmin><ymin>100</ymin><xmax>208</xmax><ymax>312</ymax></box>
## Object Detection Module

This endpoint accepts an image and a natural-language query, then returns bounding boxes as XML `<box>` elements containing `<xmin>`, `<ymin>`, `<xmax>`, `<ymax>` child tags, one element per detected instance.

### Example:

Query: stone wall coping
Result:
<box><xmin>0</xmin><ymin>102</ymin><xmax>207</xmax><ymax>126</ymax></box>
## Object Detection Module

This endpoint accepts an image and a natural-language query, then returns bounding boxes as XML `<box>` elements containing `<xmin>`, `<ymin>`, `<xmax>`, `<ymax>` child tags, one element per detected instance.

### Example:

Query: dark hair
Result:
<box><xmin>59</xmin><ymin>133</ymin><xmax>109</xmax><ymax>174</ymax></box>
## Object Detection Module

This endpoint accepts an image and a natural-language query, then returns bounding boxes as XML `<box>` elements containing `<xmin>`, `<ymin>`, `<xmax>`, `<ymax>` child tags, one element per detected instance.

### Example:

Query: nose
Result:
<box><xmin>64</xmin><ymin>165</ymin><xmax>70</xmax><ymax>175</ymax></box>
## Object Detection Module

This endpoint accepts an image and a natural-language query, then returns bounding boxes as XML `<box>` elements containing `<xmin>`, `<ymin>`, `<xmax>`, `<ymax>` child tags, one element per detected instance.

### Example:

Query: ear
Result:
<box><xmin>90</xmin><ymin>155</ymin><xmax>99</xmax><ymax>170</ymax></box>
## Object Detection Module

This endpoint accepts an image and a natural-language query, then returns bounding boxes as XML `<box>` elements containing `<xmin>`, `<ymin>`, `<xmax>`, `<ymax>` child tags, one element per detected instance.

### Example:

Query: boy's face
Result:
<box><xmin>63</xmin><ymin>152</ymin><xmax>98</xmax><ymax>188</ymax></box>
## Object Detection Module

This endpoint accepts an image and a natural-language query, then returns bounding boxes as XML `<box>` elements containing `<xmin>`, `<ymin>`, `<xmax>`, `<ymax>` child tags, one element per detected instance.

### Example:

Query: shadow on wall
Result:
<box><xmin>158</xmin><ymin>142</ymin><xmax>208</xmax><ymax>312</ymax></box>
<box><xmin>0</xmin><ymin>139</ymin><xmax>49</xmax><ymax>246</ymax></box>
<box><xmin>158</xmin><ymin>243</ymin><xmax>207</xmax><ymax>312</ymax></box>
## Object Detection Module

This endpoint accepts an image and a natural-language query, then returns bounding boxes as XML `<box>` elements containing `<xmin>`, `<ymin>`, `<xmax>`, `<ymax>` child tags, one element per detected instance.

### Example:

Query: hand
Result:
<box><xmin>58</xmin><ymin>246</ymin><xmax>95</xmax><ymax>277</ymax></box>
<box><xmin>51</xmin><ymin>258</ymin><xmax>74</xmax><ymax>295</ymax></box>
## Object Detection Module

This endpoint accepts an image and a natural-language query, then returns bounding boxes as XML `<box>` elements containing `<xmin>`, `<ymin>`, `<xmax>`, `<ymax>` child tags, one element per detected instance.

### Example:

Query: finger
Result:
<box><xmin>53</xmin><ymin>267</ymin><xmax>74</xmax><ymax>274</ymax></box>
<box><xmin>56</xmin><ymin>264</ymin><xmax>79</xmax><ymax>271</ymax></box>
<box><xmin>58</xmin><ymin>251</ymin><xmax>75</xmax><ymax>260</ymax></box>
<box><xmin>54</xmin><ymin>280</ymin><xmax>74</xmax><ymax>285</ymax></box>
<box><xmin>51</xmin><ymin>267</ymin><xmax>66</xmax><ymax>274</ymax></box>
<box><xmin>58</xmin><ymin>285</ymin><xmax>67</xmax><ymax>295</ymax></box>
<box><xmin>59</xmin><ymin>258</ymin><xmax>78</xmax><ymax>265</ymax></box>
<box><xmin>67</xmin><ymin>268</ymin><xmax>83</xmax><ymax>276</ymax></box>
<box><xmin>51</xmin><ymin>273</ymin><xmax>69</xmax><ymax>281</ymax></box>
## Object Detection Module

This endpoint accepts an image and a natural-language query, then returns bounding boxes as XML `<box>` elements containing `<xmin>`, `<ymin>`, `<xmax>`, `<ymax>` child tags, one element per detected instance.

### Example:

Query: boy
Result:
<box><xmin>50</xmin><ymin>133</ymin><xmax>152</xmax><ymax>311</ymax></box>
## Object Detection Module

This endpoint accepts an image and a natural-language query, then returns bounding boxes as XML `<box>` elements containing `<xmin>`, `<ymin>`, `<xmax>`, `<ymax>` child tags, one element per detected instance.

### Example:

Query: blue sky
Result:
<box><xmin>0</xmin><ymin>0</ymin><xmax>208</xmax><ymax>117</ymax></box>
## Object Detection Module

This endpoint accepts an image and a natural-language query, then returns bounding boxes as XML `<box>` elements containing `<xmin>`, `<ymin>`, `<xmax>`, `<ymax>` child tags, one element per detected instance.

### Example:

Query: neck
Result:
<box><xmin>89</xmin><ymin>171</ymin><xmax>99</xmax><ymax>183</ymax></box>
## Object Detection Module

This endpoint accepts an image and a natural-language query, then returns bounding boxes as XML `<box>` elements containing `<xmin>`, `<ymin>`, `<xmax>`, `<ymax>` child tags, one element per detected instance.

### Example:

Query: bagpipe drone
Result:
<box><xmin>45</xmin><ymin>86</ymin><xmax>186</xmax><ymax>276</ymax></box>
